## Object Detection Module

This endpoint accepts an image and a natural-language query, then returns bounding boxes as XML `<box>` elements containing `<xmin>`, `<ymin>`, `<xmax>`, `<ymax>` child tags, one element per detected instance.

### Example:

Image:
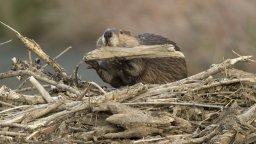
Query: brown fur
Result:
<box><xmin>94</xmin><ymin>28</ymin><xmax>187</xmax><ymax>87</ymax></box>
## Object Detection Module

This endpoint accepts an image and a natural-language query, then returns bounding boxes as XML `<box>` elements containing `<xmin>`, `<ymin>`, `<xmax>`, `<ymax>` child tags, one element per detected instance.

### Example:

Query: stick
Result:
<box><xmin>14</xmin><ymin>85</ymin><xmax>51</xmax><ymax>93</ymax></box>
<box><xmin>0</xmin><ymin>21</ymin><xmax>67</xmax><ymax>77</ymax></box>
<box><xmin>29</xmin><ymin>76</ymin><xmax>54</xmax><ymax>103</ymax></box>
<box><xmin>84</xmin><ymin>44</ymin><xmax>185</xmax><ymax>61</ymax></box>
<box><xmin>237</xmin><ymin>103</ymin><xmax>256</xmax><ymax>122</ymax></box>
<box><xmin>192</xmin><ymin>78</ymin><xmax>256</xmax><ymax>92</ymax></box>
<box><xmin>42</xmin><ymin>46</ymin><xmax>72</xmax><ymax>69</ymax></box>
<box><xmin>124</xmin><ymin>102</ymin><xmax>223</xmax><ymax>109</ymax></box>
<box><xmin>0</xmin><ymin>131</ymin><xmax>27</xmax><ymax>137</ymax></box>
<box><xmin>23</xmin><ymin>100</ymin><xmax>64</xmax><ymax>122</ymax></box>
<box><xmin>89</xmin><ymin>81</ymin><xmax>106</xmax><ymax>94</ymax></box>
<box><xmin>0</xmin><ymin>100</ymin><xmax>15</xmax><ymax>107</ymax></box>
<box><xmin>0</xmin><ymin>123</ymin><xmax>31</xmax><ymax>130</ymax></box>
<box><xmin>0</xmin><ymin>70</ymin><xmax>81</xmax><ymax>95</ymax></box>
<box><xmin>131</xmin><ymin>55</ymin><xmax>253</xmax><ymax>101</ymax></box>
<box><xmin>0</xmin><ymin>39</ymin><xmax>12</xmax><ymax>46</ymax></box>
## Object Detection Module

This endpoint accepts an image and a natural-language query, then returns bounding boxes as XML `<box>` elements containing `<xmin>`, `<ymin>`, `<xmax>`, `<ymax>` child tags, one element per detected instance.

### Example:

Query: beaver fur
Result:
<box><xmin>92</xmin><ymin>28</ymin><xmax>187</xmax><ymax>88</ymax></box>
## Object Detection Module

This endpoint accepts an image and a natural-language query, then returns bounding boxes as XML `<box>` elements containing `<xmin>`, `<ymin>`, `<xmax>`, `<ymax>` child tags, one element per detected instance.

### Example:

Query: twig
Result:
<box><xmin>131</xmin><ymin>55</ymin><xmax>253</xmax><ymax>101</ymax></box>
<box><xmin>133</xmin><ymin>137</ymin><xmax>164</xmax><ymax>143</ymax></box>
<box><xmin>28</xmin><ymin>50</ymin><xmax>33</xmax><ymax>69</ymax></box>
<box><xmin>42</xmin><ymin>46</ymin><xmax>72</xmax><ymax>69</ymax></box>
<box><xmin>73</xmin><ymin>60</ymin><xmax>83</xmax><ymax>87</ymax></box>
<box><xmin>238</xmin><ymin>103</ymin><xmax>256</xmax><ymax>122</ymax></box>
<box><xmin>14</xmin><ymin>85</ymin><xmax>51</xmax><ymax>93</ymax></box>
<box><xmin>0</xmin><ymin>100</ymin><xmax>15</xmax><ymax>107</ymax></box>
<box><xmin>29</xmin><ymin>76</ymin><xmax>54</xmax><ymax>103</ymax></box>
<box><xmin>0</xmin><ymin>21</ymin><xmax>67</xmax><ymax>77</ymax></box>
<box><xmin>23</xmin><ymin>100</ymin><xmax>64</xmax><ymax>122</ymax></box>
<box><xmin>89</xmin><ymin>81</ymin><xmax>107</xmax><ymax>94</ymax></box>
<box><xmin>0</xmin><ymin>85</ymin><xmax>46</xmax><ymax>104</ymax></box>
<box><xmin>0</xmin><ymin>105</ymin><xmax>30</xmax><ymax>115</ymax></box>
<box><xmin>0</xmin><ymin>70</ymin><xmax>81</xmax><ymax>95</ymax></box>
<box><xmin>232</xmin><ymin>50</ymin><xmax>256</xmax><ymax>63</ymax></box>
<box><xmin>0</xmin><ymin>39</ymin><xmax>12</xmax><ymax>46</ymax></box>
<box><xmin>0</xmin><ymin>131</ymin><xmax>27</xmax><ymax>137</ymax></box>
<box><xmin>124</xmin><ymin>102</ymin><xmax>223</xmax><ymax>109</ymax></box>
<box><xmin>0</xmin><ymin>123</ymin><xmax>31</xmax><ymax>130</ymax></box>
<box><xmin>77</xmin><ymin>83</ymin><xmax>92</xmax><ymax>100</ymax></box>
<box><xmin>192</xmin><ymin>78</ymin><xmax>256</xmax><ymax>92</ymax></box>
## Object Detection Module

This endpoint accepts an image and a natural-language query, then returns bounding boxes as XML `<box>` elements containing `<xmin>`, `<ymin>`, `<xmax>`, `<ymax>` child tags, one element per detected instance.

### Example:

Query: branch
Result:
<box><xmin>29</xmin><ymin>76</ymin><xmax>54</xmax><ymax>103</ymax></box>
<box><xmin>131</xmin><ymin>55</ymin><xmax>253</xmax><ymax>101</ymax></box>
<box><xmin>84</xmin><ymin>44</ymin><xmax>185</xmax><ymax>61</ymax></box>
<box><xmin>0</xmin><ymin>21</ymin><xmax>67</xmax><ymax>77</ymax></box>
<box><xmin>0</xmin><ymin>70</ymin><xmax>81</xmax><ymax>96</ymax></box>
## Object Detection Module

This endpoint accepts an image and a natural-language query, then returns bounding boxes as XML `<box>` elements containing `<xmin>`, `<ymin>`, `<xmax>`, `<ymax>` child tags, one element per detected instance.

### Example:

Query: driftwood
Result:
<box><xmin>83</xmin><ymin>44</ymin><xmax>185</xmax><ymax>61</ymax></box>
<box><xmin>0</xmin><ymin>22</ymin><xmax>255</xmax><ymax>143</ymax></box>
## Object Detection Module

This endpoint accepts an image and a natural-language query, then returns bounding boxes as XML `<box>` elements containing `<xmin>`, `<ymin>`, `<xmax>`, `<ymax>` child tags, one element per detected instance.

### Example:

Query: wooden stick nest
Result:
<box><xmin>0</xmin><ymin>21</ymin><xmax>256</xmax><ymax>143</ymax></box>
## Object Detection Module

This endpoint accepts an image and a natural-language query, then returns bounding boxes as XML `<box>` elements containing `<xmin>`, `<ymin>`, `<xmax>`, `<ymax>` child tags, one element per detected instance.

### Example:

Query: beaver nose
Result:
<box><xmin>104</xmin><ymin>31</ymin><xmax>112</xmax><ymax>40</ymax></box>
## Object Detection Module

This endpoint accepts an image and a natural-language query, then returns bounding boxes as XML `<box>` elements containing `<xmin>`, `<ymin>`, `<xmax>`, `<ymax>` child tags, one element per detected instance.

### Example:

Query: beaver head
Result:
<box><xmin>96</xmin><ymin>28</ymin><xmax>139</xmax><ymax>47</ymax></box>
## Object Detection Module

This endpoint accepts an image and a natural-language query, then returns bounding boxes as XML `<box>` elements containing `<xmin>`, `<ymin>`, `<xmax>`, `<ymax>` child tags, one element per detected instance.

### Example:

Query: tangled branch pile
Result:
<box><xmin>0</xmin><ymin>22</ymin><xmax>255</xmax><ymax>143</ymax></box>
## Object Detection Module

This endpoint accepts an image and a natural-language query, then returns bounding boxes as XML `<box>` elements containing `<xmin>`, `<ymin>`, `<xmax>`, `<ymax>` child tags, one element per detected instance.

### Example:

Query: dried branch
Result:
<box><xmin>0</xmin><ymin>100</ymin><xmax>15</xmax><ymax>107</ymax></box>
<box><xmin>124</xmin><ymin>102</ymin><xmax>223</xmax><ymax>109</ymax></box>
<box><xmin>131</xmin><ymin>55</ymin><xmax>253</xmax><ymax>101</ymax></box>
<box><xmin>0</xmin><ymin>70</ymin><xmax>81</xmax><ymax>95</ymax></box>
<box><xmin>0</xmin><ymin>39</ymin><xmax>12</xmax><ymax>46</ymax></box>
<box><xmin>84</xmin><ymin>44</ymin><xmax>185</xmax><ymax>61</ymax></box>
<box><xmin>42</xmin><ymin>46</ymin><xmax>72</xmax><ymax>69</ymax></box>
<box><xmin>29</xmin><ymin>76</ymin><xmax>54</xmax><ymax>103</ymax></box>
<box><xmin>0</xmin><ymin>21</ymin><xmax>67</xmax><ymax>77</ymax></box>
<box><xmin>0</xmin><ymin>131</ymin><xmax>28</xmax><ymax>137</ymax></box>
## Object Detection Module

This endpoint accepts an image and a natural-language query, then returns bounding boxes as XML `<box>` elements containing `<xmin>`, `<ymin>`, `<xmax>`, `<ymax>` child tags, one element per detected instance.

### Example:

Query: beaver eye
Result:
<box><xmin>120</xmin><ymin>30</ymin><xmax>131</xmax><ymax>35</ymax></box>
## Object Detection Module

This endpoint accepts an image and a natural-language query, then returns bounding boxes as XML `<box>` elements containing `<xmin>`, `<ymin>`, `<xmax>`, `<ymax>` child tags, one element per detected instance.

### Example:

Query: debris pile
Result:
<box><xmin>0</xmin><ymin>22</ymin><xmax>255</xmax><ymax>143</ymax></box>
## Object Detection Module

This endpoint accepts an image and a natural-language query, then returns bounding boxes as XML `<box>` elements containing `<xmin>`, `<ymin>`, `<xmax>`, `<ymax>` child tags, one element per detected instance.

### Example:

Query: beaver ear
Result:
<box><xmin>120</xmin><ymin>30</ymin><xmax>131</xmax><ymax>35</ymax></box>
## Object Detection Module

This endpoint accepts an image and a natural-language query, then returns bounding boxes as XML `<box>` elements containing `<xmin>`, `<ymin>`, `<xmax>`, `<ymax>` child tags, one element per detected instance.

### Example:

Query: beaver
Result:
<box><xmin>90</xmin><ymin>28</ymin><xmax>187</xmax><ymax>88</ymax></box>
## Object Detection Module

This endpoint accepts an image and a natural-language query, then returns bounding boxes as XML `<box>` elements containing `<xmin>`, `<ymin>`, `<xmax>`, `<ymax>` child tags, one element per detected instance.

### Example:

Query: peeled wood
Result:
<box><xmin>84</xmin><ymin>44</ymin><xmax>185</xmax><ymax>61</ymax></box>
<box><xmin>29</xmin><ymin>76</ymin><xmax>54</xmax><ymax>103</ymax></box>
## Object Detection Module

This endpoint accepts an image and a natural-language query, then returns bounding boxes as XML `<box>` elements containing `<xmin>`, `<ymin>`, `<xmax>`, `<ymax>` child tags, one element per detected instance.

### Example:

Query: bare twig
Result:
<box><xmin>192</xmin><ymin>78</ymin><xmax>256</xmax><ymax>92</ymax></box>
<box><xmin>42</xmin><ymin>46</ymin><xmax>72</xmax><ymax>69</ymax></box>
<box><xmin>0</xmin><ymin>123</ymin><xmax>31</xmax><ymax>130</ymax></box>
<box><xmin>238</xmin><ymin>103</ymin><xmax>256</xmax><ymax>123</ymax></box>
<box><xmin>77</xmin><ymin>83</ymin><xmax>92</xmax><ymax>100</ymax></box>
<box><xmin>131</xmin><ymin>55</ymin><xmax>253</xmax><ymax>101</ymax></box>
<box><xmin>0</xmin><ymin>131</ymin><xmax>27</xmax><ymax>137</ymax></box>
<box><xmin>14</xmin><ymin>84</ymin><xmax>51</xmax><ymax>93</ymax></box>
<box><xmin>28</xmin><ymin>50</ymin><xmax>33</xmax><ymax>69</ymax></box>
<box><xmin>0</xmin><ymin>100</ymin><xmax>15</xmax><ymax>107</ymax></box>
<box><xmin>0</xmin><ymin>21</ymin><xmax>67</xmax><ymax>77</ymax></box>
<box><xmin>0</xmin><ymin>105</ymin><xmax>30</xmax><ymax>115</ymax></box>
<box><xmin>124</xmin><ymin>102</ymin><xmax>223</xmax><ymax>109</ymax></box>
<box><xmin>89</xmin><ymin>81</ymin><xmax>107</xmax><ymax>94</ymax></box>
<box><xmin>29</xmin><ymin>76</ymin><xmax>54</xmax><ymax>103</ymax></box>
<box><xmin>0</xmin><ymin>39</ymin><xmax>12</xmax><ymax>46</ymax></box>
<box><xmin>0</xmin><ymin>70</ymin><xmax>81</xmax><ymax>95</ymax></box>
<box><xmin>23</xmin><ymin>100</ymin><xmax>64</xmax><ymax>122</ymax></box>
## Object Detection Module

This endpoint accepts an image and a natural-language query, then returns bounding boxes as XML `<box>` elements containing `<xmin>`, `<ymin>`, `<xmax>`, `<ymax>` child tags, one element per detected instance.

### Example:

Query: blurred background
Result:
<box><xmin>0</xmin><ymin>0</ymin><xmax>255</xmax><ymax>88</ymax></box>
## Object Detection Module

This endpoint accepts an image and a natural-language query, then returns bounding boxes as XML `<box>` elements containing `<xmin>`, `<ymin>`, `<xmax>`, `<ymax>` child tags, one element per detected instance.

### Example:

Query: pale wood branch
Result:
<box><xmin>0</xmin><ymin>70</ymin><xmax>81</xmax><ymax>95</ymax></box>
<box><xmin>0</xmin><ymin>21</ymin><xmax>67</xmax><ymax>77</ymax></box>
<box><xmin>84</xmin><ymin>44</ymin><xmax>185</xmax><ymax>61</ymax></box>
<box><xmin>29</xmin><ymin>76</ymin><xmax>54</xmax><ymax>103</ymax></box>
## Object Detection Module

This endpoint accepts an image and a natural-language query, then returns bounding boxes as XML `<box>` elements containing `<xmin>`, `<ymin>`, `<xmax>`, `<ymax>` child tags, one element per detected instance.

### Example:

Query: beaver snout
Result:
<box><xmin>104</xmin><ymin>31</ymin><xmax>113</xmax><ymax>41</ymax></box>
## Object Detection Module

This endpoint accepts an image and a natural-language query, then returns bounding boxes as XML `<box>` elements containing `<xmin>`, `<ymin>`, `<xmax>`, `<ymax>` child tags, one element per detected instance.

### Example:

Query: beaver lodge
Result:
<box><xmin>0</xmin><ymin>22</ymin><xmax>256</xmax><ymax>143</ymax></box>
